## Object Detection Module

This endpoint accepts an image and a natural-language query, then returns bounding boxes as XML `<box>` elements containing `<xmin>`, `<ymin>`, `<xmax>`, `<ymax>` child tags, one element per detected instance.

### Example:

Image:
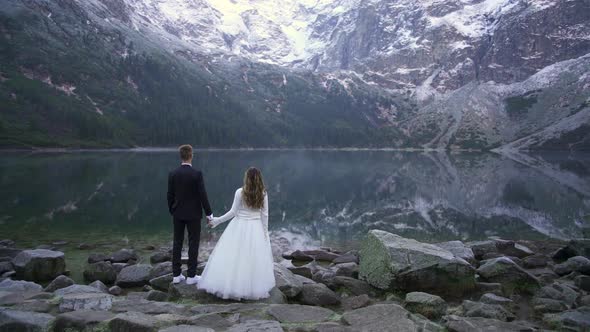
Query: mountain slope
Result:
<box><xmin>0</xmin><ymin>0</ymin><xmax>588</xmax><ymax>149</ymax></box>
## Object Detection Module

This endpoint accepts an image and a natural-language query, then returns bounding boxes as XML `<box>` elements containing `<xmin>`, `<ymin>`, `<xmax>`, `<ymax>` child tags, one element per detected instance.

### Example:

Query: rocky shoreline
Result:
<box><xmin>0</xmin><ymin>231</ymin><xmax>589</xmax><ymax>331</ymax></box>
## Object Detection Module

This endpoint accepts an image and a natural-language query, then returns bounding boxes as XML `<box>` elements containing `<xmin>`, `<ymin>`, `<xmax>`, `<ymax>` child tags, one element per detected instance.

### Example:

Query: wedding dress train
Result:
<box><xmin>198</xmin><ymin>188</ymin><xmax>275</xmax><ymax>300</ymax></box>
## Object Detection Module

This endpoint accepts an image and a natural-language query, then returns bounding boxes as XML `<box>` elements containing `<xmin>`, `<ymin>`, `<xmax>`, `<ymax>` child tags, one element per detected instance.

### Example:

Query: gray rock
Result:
<box><xmin>116</xmin><ymin>264</ymin><xmax>153</xmax><ymax>288</ymax></box>
<box><xmin>109</xmin><ymin>285</ymin><xmax>123</xmax><ymax>295</ymax></box>
<box><xmin>359</xmin><ymin>230</ymin><xmax>475</xmax><ymax>297</ymax></box>
<box><xmin>274</xmin><ymin>263</ymin><xmax>303</xmax><ymax>298</ymax></box>
<box><xmin>187</xmin><ymin>313</ymin><xmax>234</xmax><ymax>330</ymax></box>
<box><xmin>552</xmin><ymin>239</ymin><xmax>590</xmax><ymax>260</ymax></box>
<box><xmin>467</xmin><ymin>241</ymin><xmax>498</xmax><ymax>260</ymax></box>
<box><xmin>0</xmin><ymin>308</ymin><xmax>55</xmax><ymax>331</ymax></box>
<box><xmin>341</xmin><ymin>294</ymin><xmax>371</xmax><ymax>311</ymax></box>
<box><xmin>0</xmin><ymin>261</ymin><xmax>13</xmax><ymax>275</ymax></box>
<box><xmin>522</xmin><ymin>254</ymin><xmax>548</xmax><ymax>268</ymax></box>
<box><xmin>480</xmin><ymin>293</ymin><xmax>513</xmax><ymax>305</ymax></box>
<box><xmin>112</xmin><ymin>263</ymin><xmax>127</xmax><ymax>274</ymax></box>
<box><xmin>150</xmin><ymin>273</ymin><xmax>174</xmax><ymax>291</ymax></box>
<box><xmin>89</xmin><ymin>280</ymin><xmax>110</xmax><ymax>293</ymax></box>
<box><xmin>443</xmin><ymin>315</ymin><xmax>536</xmax><ymax>332</ymax></box>
<box><xmin>341</xmin><ymin>304</ymin><xmax>426</xmax><ymax>332</ymax></box>
<box><xmin>53</xmin><ymin>310</ymin><xmax>115</xmax><ymax>332</ymax></box>
<box><xmin>267</xmin><ymin>304</ymin><xmax>335</xmax><ymax>323</ymax></box>
<box><xmin>332</xmin><ymin>276</ymin><xmax>378</xmax><ymax>296</ymax></box>
<box><xmin>532</xmin><ymin>297</ymin><xmax>568</xmax><ymax>314</ymax></box>
<box><xmin>574</xmin><ymin>275</ymin><xmax>590</xmax><ymax>291</ymax></box>
<box><xmin>0</xmin><ymin>247</ymin><xmax>22</xmax><ymax>259</ymax></box>
<box><xmin>88</xmin><ymin>253</ymin><xmax>109</xmax><ymax>264</ymax></box>
<box><xmin>300</xmin><ymin>283</ymin><xmax>341</xmax><ymax>305</ymax></box>
<box><xmin>543</xmin><ymin>306</ymin><xmax>590</xmax><ymax>331</ymax></box>
<box><xmin>476</xmin><ymin>257</ymin><xmax>540</xmax><ymax>294</ymax></box>
<box><xmin>147</xmin><ymin>290</ymin><xmax>169</xmax><ymax>302</ymax></box>
<box><xmin>333</xmin><ymin>251</ymin><xmax>359</xmax><ymax>264</ymax></box>
<box><xmin>150</xmin><ymin>251</ymin><xmax>172</xmax><ymax>264</ymax></box>
<box><xmin>54</xmin><ymin>284</ymin><xmax>104</xmax><ymax>297</ymax></box>
<box><xmin>534</xmin><ymin>281</ymin><xmax>579</xmax><ymax>309</ymax></box>
<box><xmin>404</xmin><ymin>292</ymin><xmax>447</xmax><ymax>319</ymax></box>
<box><xmin>228</xmin><ymin>320</ymin><xmax>283</xmax><ymax>332</ymax></box>
<box><xmin>332</xmin><ymin>262</ymin><xmax>359</xmax><ymax>278</ymax></box>
<box><xmin>581</xmin><ymin>295</ymin><xmax>590</xmax><ymax>307</ymax></box>
<box><xmin>11</xmin><ymin>299</ymin><xmax>55</xmax><ymax>313</ymax></box>
<box><xmin>150</xmin><ymin>262</ymin><xmax>173</xmax><ymax>279</ymax></box>
<box><xmin>494</xmin><ymin>239</ymin><xmax>534</xmax><ymax>259</ymax></box>
<box><xmin>461</xmin><ymin>300</ymin><xmax>515</xmax><ymax>321</ymax></box>
<box><xmin>110</xmin><ymin>249</ymin><xmax>139</xmax><ymax>263</ymax></box>
<box><xmin>109</xmin><ymin>311</ymin><xmax>161</xmax><ymax>332</ymax></box>
<box><xmin>59</xmin><ymin>292</ymin><xmax>114</xmax><ymax>312</ymax></box>
<box><xmin>12</xmin><ymin>249</ymin><xmax>66</xmax><ymax>281</ymax></box>
<box><xmin>44</xmin><ymin>275</ymin><xmax>74</xmax><ymax>292</ymax></box>
<box><xmin>288</xmin><ymin>265</ymin><xmax>314</xmax><ymax>279</ymax></box>
<box><xmin>168</xmin><ymin>282</ymin><xmax>228</xmax><ymax>303</ymax></box>
<box><xmin>0</xmin><ymin>291</ymin><xmax>26</xmax><ymax>306</ymax></box>
<box><xmin>0</xmin><ymin>279</ymin><xmax>43</xmax><ymax>293</ymax></box>
<box><xmin>554</xmin><ymin>256</ymin><xmax>590</xmax><ymax>275</ymax></box>
<box><xmin>256</xmin><ymin>287</ymin><xmax>287</xmax><ymax>304</ymax></box>
<box><xmin>160</xmin><ymin>326</ymin><xmax>215</xmax><ymax>332</ymax></box>
<box><xmin>112</xmin><ymin>299</ymin><xmax>189</xmax><ymax>315</ymax></box>
<box><xmin>77</xmin><ymin>243</ymin><xmax>94</xmax><ymax>250</ymax></box>
<box><xmin>436</xmin><ymin>241</ymin><xmax>476</xmax><ymax>264</ymax></box>
<box><xmin>84</xmin><ymin>261</ymin><xmax>117</xmax><ymax>284</ymax></box>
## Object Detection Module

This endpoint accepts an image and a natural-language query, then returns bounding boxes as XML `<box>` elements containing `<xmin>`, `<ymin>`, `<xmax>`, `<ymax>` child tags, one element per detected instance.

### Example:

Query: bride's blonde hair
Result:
<box><xmin>242</xmin><ymin>167</ymin><xmax>265</xmax><ymax>209</ymax></box>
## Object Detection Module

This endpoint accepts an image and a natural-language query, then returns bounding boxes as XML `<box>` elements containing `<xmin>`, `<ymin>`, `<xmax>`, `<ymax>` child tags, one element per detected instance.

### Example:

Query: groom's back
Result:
<box><xmin>168</xmin><ymin>165</ymin><xmax>207</xmax><ymax>221</ymax></box>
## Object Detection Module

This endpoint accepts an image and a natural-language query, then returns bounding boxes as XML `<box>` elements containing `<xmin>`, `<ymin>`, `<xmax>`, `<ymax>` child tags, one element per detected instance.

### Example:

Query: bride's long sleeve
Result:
<box><xmin>261</xmin><ymin>193</ymin><xmax>269</xmax><ymax>240</ymax></box>
<box><xmin>212</xmin><ymin>189</ymin><xmax>241</xmax><ymax>228</ymax></box>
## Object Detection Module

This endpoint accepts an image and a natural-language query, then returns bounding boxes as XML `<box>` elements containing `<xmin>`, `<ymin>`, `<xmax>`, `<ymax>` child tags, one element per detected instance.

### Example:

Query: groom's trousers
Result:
<box><xmin>172</xmin><ymin>218</ymin><xmax>200</xmax><ymax>278</ymax></box>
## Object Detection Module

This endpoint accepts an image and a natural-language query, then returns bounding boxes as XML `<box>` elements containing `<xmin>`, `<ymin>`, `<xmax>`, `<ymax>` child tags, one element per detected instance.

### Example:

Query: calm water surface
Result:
<box><xmin>0</xmin><ymin>150</ymin><xmax>589</xmax><ymax>252</ymax></box>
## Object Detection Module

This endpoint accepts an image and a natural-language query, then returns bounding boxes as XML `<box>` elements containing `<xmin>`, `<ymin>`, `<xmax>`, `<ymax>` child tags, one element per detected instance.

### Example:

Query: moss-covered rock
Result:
<box><xmin>359</xmin><ymin>230</ymin><xmax>475</xmax><ymax>297</ymax></box>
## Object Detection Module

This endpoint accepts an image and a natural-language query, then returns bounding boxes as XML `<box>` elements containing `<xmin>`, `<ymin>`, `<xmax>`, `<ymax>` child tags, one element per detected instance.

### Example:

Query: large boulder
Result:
<box><xmin>59</xmin><ymin>292</ymin><xmax>114</xmax><ymax>312</ymax></box>
<box><xmin>0</xmin><ymin>308</ymin><xmax>54</xmax><ymax>331</ymax></box>
<box><xmin>444</xmin><ymin>315</ymin><xmax>536</xmax><ymax>332</ymax></box>
<box><xmin>274</xmin><ymin>263</ymin><xmax>303</xmax><ymax>298</ymax></box>
<box><xmin>54</xmin><ymin>284</ymin><xmax>104</xmax><ymax>297</ymax></box>
<box><xmin>162</xmin><ymin>326</ymin><xmax>215</xmax><ymax>332</ymax></box>
<box><xmin>476</xmin><ymin>257</ymin><xmax>540</xmax><ymax>294</ymax></box>
<box><xmin>150</xmin><ymin>251</ymin><xmax>171</xmax><ymax>264</ymax></box>
<box><xmin>12</xmin><ymin>249</ymin><xmax>66</xmax><ymax>281</ymax></box>
<box><xmin>44</xmin><ymin>275</ymin><xmax>74</xmax><ymax>292</ymax></box>
<box><xmin>53</xmin><ymin>310</ymin><xmax>115</xmax><ymax>332</ymax></box>
<box><xmin>89</xmin><ymin>280</ymin><xmax>110</xmax><ymax>293</ymax></box>
<box><xmin>267</xmin><ymin>304</ymin><xmax>335</xmax><ymax>323</ymax></box>
<box><xmin>84</xmin><ymin>261</ymin><xmax>117</xmax><ymax>284</ymax></box>
<box><xmin>88</xmin><ymin>253</ymin><xmax>109</xmax><ymax>264</ymax></box>
<box><xmin>543</xmin><ymin>306</ymin><xmax>590</xmax><ymax>331</ymax></box>
<box><xmin>341</xmin><ymin>303</ymin><xmax>441</xmax><ymax>332</ymax></box>
<box><xmin>533</xmin><ymin>281</ymin><xmax>579</xmax><ymax>311</ymax></box>
<box><xmin>116</xmin><ymin>264</ymin><xmax>153</xmax><ymax>288</ymax></box>
<box><xmin>554</xmin><ymin>256</ymin><xmax>590</xmax><ymax>275</ymax></box>
<box><xmin>332</xmin><ymin>276</ymin><xmax>379</xmax><ymax>297</ymax></box>
<box><xmin>436</xmin><ymin>241</ymin><xmax>476</xmax><ymax>264</ymax></box>
<box><xmin>300</xmin><ymin>283</ymin><xmax>340</xmax><ymax>306</ymax></box>
<box><xmin>404</xmin><ymin>292</ymin><xmax>447</xmax><ymax>319</ymax></box>
<box><xmin>552</xmin><ymin>239</ymin><xmax>590</xmax><ymax>260</ymax></box>
<box><xmin>112</xmin><ymin>299</ymin><xmax>189</xmax><ymax>315</ymax></box>
<box><xmin>359</xmin><ymin>230</ymin><xmax>475</xmax><ymax>296</ymax></box>
<box><xmin>0</xmin><ymin>279</ymin><xmax>43</xmax><ymax>293</ymax></box>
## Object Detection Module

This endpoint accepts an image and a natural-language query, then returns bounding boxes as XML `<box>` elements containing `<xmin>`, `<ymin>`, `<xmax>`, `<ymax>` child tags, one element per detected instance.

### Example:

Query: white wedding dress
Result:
<box><xmin>198</xmin><ymin>188</ymin><xmax>275</xmax><ymax>300</ymax></box>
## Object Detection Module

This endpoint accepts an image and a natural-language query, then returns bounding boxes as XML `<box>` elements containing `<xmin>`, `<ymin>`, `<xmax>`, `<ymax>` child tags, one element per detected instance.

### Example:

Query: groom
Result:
<box><xmin>167</xmin><ymin>144</ymin><xmax>213</xmax><ymax>284</ymax></box>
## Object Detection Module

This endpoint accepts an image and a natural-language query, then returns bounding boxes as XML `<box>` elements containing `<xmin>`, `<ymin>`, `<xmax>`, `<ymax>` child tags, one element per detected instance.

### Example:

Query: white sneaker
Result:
<box><xmin>186</xmin><ymin>275</ymin><xmax>201</xmax><ymax>285</ymax></box>
<box><xmin>172</xmin><ymin>274</ymin><xmax>186</xmax><ymax>284</ymax></box>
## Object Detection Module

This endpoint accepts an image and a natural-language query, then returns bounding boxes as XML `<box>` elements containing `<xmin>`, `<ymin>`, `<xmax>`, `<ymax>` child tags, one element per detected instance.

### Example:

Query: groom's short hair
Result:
<box><xmin>179</xmin><ymin>144</ymin><xmax>193</xmax><ymax>161</ymax></box>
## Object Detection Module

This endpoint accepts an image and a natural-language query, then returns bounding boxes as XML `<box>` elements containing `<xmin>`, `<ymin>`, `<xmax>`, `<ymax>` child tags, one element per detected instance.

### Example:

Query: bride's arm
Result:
<box><xmin>261</xmin><ymin>193</ymin><xmax>269</xmax><ymax>240</ymax></box>
<box><xmin>211</xmin><ymin>189</ymin><xmax>241</xmax><ymax>228</ymax></box>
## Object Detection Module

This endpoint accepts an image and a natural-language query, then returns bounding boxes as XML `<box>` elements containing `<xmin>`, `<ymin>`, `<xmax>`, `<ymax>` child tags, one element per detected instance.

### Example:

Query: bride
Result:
<box><xmin>197</xmin><ymin>167</ymin><xmax>275</xmax><ymax>300</ymax></box>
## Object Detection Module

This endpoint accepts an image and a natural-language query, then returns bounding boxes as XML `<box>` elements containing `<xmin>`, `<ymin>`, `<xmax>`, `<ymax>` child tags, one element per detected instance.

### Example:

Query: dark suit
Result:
<box><xmin>167</xmin><ymin>164</ymin><xmax>212</xmax><ymax>277</ymax></box>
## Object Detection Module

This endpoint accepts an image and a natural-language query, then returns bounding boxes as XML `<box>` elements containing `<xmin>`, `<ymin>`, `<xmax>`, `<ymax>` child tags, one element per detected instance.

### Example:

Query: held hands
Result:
<box><xmin>206</xmin><ymin>215</ymin><xmax>214</xmax><ymax>228</ymax></box>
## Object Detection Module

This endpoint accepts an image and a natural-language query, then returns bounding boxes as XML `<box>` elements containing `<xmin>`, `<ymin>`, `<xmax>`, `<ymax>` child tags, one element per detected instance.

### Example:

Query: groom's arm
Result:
<box><xmin>197</xmin><ymin>171</ymin><xmax>213</xmax><ymax>218</ymax></box>
<box><xmin>167</xmin><ymin>172</ymin><xmax>175</xmax><ymax>214</ymax></box>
